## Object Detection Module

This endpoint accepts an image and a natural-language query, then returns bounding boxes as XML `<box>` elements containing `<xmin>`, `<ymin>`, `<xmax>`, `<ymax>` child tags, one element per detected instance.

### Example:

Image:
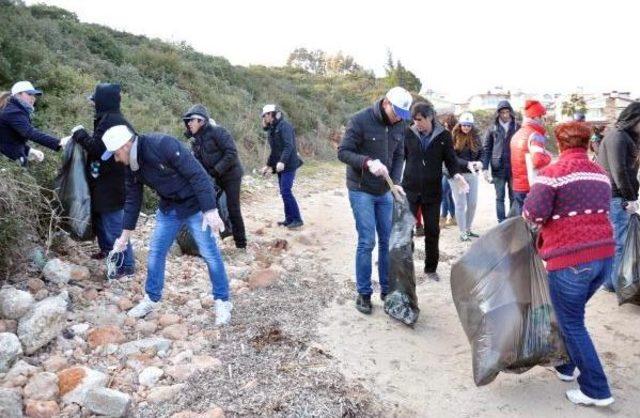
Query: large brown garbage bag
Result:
<box><xmin>384</xmin><ymin>195</ymin><xmax>419</xmax><ymax>326</ymax></box>
<box><xmin>54</xmin><ymin>138</ymin><xmax>94</xmax><ymax>241</ymax></box>
<box><xmin>450</xmin><ymin>217</ymin><xmax>568</xmax><ymax>386</ymax></box>
<box><xmin>615</xmin><ymin>213</ymin><xmax>640</xmax><ymax>305</ymax></box>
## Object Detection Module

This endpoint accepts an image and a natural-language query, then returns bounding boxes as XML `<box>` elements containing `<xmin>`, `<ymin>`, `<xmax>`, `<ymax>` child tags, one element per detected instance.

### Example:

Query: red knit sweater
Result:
<box><xmin>522</xmin><ymin>148</ymin><xmax>615</xmax><ymax>271</ymax></box>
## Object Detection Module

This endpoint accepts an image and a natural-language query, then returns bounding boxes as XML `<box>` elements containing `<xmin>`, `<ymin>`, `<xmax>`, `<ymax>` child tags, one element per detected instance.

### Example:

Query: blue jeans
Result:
<box><xmin>548</xmin><ymin>258</ymin><xmax>613</xmax><ymax>399</ymax></box>
<box><xmin>146</xmin><ymin>209</ymin><xmax>229</xmax><ymax>302</ymax></box>
<box><xmin>440</xmin><ymin>175</ymin><xmax>455</xmax><ymax>218</ymax></box>
<box><xmin>606</xmin><ymin>197</ymin><xmax>630</xmax><ymax>290</ymax></box>
<box><xmin>512</xmin><ymin>191</ymin><xmax>528</xmax><ymax>216</ymax></box>
<box><xmin>278</xmin><ymin>170</ymin><xmax>303</xmax><ymax>223</ymax></box>
<box><xmin>95</xmin><ymin>209</ymin><xmax>135</xmax><ymax>272</ymax></box>
<box><xmin>493</xmin><ymin>176</ymin><xmax>513</xmax><ymax>223</ymax></box>
<box><xmin>348</xmin><ymin>190</ymin><xmax>393</xmax><ymax>295</ymax></box>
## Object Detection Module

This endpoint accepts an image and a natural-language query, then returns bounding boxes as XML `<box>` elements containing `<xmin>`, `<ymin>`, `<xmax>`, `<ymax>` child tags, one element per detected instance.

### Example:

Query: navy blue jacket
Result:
<box><xmin>482</xmin><ymin>109</ymin><xmax>520</xmax><ymax>179</ymax></box>
<box><xmin>338</xmin><ymin>99</ymin><xmax>405</xmax><ymax>195</ymax></box>
<box><xmin>188</xmin><ymin>123</ymin><xmax>243</xmax><ymax>182</ymax></box>
<box><xmin>73</xmin><ymin>83</ymin><xmax>135</xmax><ymax>213</ymax></box>
<box><xmin>266</xmin><ymin>118</ymin><xmax>303</xmax><ymax>173</ymax></box>
<box><xmin>123</xmin><ymin>134</ymin><xmax>217</xmax><ymax>230</ymax></box>
<box><xmin>0</xmin><ymin>97</ymin><xmax>60</xmax><ymax>164</ymax></box>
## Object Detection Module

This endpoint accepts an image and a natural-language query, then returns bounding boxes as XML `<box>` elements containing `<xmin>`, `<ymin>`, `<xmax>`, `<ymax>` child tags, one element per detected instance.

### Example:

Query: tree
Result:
<box><xmin>383</xmin><ymin>50</ymin><xmax>421</xmax><ymax>92</ymax></box>
<box><xmin>286</xmin><ymin>48</ymin><xmax>326</xmax><ymax>75</ymax></box>
<box><xmin>561</xmin><ymin>94</ymin><xmax>587</xmax><ymax>118</ymax></box>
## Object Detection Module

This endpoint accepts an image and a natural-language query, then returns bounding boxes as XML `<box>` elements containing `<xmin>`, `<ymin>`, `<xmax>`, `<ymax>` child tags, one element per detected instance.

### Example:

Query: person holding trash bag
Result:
<box><xmin>70</xmin><ymin>83</ymin><xmax>136</xmax><ymax>277</ymax></box>
<box><xmin>597</xmin><ymin>101</ymin><xmax>640</xmax><ymax>292</ymax></box>
<box><xmin>449</xmin><ymin>112</ymin><xmax>484</xmax><ymax>242</ymax></box>
<box><xmin>402</xmin><ymin>102</ymin><xmax>469</xmax><ymax>281</ymax></box>
<box><xmin>510</xmin><ymin>99</ymin><xmax>552</xmax><ymax>213</ymax></box>
<box><xmin>260</xmin><ymin>104</ymin><xmax>304</xmax><ymax>229</ymax></box>
<box><xmin>183</xmin><ymin>104</ymin><xmax>246</xmax><ymax>249</ymax></box>
<box><xmin>103</xmin><ymin>125</ymin><xmax>232</xmax><ymax>326</ymax></box>
<box><xmin>523</xmin><ymin>121</ymin><xmax>615</xmax><ymax>407</ymax></box>
<box><xmin>338</xmin><ymin>86</ymin><xmax>410</xmax><ymax>314</ymax></box>
<box><xmin>0</xmin><ymin>81</ymin><xmax>66</xmax><ymax>166</ymax></box>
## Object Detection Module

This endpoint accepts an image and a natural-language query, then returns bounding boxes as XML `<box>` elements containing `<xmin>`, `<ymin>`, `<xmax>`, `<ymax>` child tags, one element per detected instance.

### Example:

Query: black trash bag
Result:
<box><xmin>615</xmin><ymin>213</ymin><xmax>640</xmax><ymax>305</ymax></box>
<box><xmin>54</xmin><ymin>138</ymin><xmax>94</xmax><ymax>241</ymax></box>
<box><xmin>384</xmin><ymin>195</ymin><xmax>420</xmax><ymax>326</ymax></box>
<box><xmin>450</xmin><ymin>217</ymin><xmax>568</xmax><ymax>386</ymax></box>
<box><xmin>176</xmin><ymin>183</ymin><xmax>232</xmax><ymax>257</ymax></box>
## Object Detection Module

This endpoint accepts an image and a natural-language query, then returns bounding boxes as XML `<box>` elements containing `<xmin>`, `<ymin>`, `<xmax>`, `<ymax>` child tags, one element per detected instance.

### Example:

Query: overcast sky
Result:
<box><xmin>26</xmin><ymin>0</ymin><xmax>638</xmax><ymax>101</ymax></box>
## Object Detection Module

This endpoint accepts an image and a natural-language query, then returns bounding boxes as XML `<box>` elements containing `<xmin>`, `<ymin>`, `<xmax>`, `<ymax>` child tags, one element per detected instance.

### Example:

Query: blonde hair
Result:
<box><xmin>0</xmin><ymin>91</ymin><xmax>10</xmax><ymax>111</ymax></box>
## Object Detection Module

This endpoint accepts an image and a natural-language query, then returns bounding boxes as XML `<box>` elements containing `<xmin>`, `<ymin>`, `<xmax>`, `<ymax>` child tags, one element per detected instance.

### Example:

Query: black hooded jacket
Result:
<box><xmin>481</xmin><ymin>100</ymin><xmax>520</xmax><ymax>178</ymax></box>
<box><xmin>72</xmin><ymin>83</ymin><xmax>135</xmax><ymax>213</ymax></box>
<box><xmin>183</xmin><ymin>104</ymin><xmax>243</xmax><ymax>182</ymax></box>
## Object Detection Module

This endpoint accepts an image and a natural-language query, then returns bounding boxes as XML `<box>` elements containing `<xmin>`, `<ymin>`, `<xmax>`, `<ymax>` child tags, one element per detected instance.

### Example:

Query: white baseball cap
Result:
<box><xmin>101</xmin><ymin>125</ymin><xmax>134</xmax><ymax>161</ymax></box>
<box><xmin>261</xmin><ymin>104</ymin><xmax>277</xmax><ymax>116</ymax></box>
<box><xmin>11</xmin><ymin>81</ymin><xmax>42</xmax><ymax>96</ymax></box>
<box><xmin>459</xmin><ymin>112</ymin><xmax>475</xmax><ymax>125</ymax></box>
<box><xmin>386</xmin><ymin>87</ymin><xmax>413</xmax><ymax>121</ymax></box>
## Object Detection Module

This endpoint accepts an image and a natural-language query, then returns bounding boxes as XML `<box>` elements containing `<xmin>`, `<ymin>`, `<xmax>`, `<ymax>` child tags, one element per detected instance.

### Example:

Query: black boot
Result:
<box><xmin>355</xmin><ymin>294</ymin><xmax>372</xmax><ymax>314</ymax></box>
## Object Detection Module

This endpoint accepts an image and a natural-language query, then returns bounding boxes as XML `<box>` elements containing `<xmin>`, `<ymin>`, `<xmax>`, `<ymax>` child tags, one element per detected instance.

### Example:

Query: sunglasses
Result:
<box><xmin>461</xmin><ymin>123</ymin><xmax>473</xmax><ymax>127</ymax></box>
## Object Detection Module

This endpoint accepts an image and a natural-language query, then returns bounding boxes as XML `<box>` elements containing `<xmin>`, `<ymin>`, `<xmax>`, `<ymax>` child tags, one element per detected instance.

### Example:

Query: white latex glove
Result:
<box><xmin>71</xmin><ymin>125</ymin><xmax>85</xmax><ymax>134</ymax></box>
<box><xmin>453</xmin><ymin>173</ymin><xmax>470</xmax><ymax>194</ymax></box>
<box><xmin>367</xmin><ymin>159</ymin><xmax>389</xmax><ymax>177</ymax></box>
<box><xmin>392</xmin><ymin>184</ymin><xmax>406</xmax><ymax>196</ymax></box>
<box><xmin>624</xmin><ymin>200</ymin><xmax>639</xmax><ymax>214</ymax></box>
<box><xmin>202</xmin><ymin>209</ymin><xmax>225</xmax><ymax>236</ymax></box>
<box><xmin>27</xmin><ymin>148</ymin><xmax>44</xmax><ymax>162</ymax></box>
<box><xmin>472</xmin><ymin>161</ymin><xmax>484</xmax><ymax>173</ymax></box>
<box><xmin>60</xmin><ymin>136</ymin><xmax>72</xmax><ymax>148</ymax></box>
<box><xmin>276</xmin><ymin>162</ymin><xmax>285</xmax><ymax>173</ymax></box>
<box><xmin>466</xmin><ymin>161</ymin><xmax>476</xmax><ymax>172</ymax></box>
<box><xmin>483</xmin><ymin>170</ymin><xmax>493</xmax><ymax>184</ymax></box>
<box><xmin>113</xmin><ymin>230</ymin><xmax>132</xmax><ymax>253</ymax></box>
<box><xmin>260</xmin><ymin>166</ymin><xmax>272</xmax><ymax>177</ymax></box>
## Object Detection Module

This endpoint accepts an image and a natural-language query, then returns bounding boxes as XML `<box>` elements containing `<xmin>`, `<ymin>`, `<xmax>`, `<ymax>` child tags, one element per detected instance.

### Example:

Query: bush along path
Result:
<box><xmin>0</xmin><ymin>164</ymin><xmax>394</xmax><ymax>418</ymax></box>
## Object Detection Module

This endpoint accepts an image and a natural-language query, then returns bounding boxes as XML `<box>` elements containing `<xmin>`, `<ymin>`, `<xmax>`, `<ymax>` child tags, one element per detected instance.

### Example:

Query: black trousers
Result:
<box><xmin>217</xmin><ymin>176</ymin><xmax>247</xmax><ymax>248</ymax></box>
<box><xmin>409</xmin><ymin>200</ymin><xmax>440</xmax><ymax>273</ymax></box>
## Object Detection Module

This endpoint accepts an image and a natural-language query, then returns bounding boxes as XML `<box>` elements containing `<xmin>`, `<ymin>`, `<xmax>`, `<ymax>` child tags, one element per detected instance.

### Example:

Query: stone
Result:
<box><xmin>203</xmin><ymin>407</ymin><xmax>225</xmax><ymax>418</ymax></box>
<box><xmin>0</xmin><ymin>388</ymin><xmax>23</xmax><ymax>418</ymax></box>
<box><xmin>17</xmin><ymin>294</ymin><xmax>68</xmax><ymax>354</ymax></box>
<box><xmin>146</xmin><ymin>384</ymin><xmax>185</xmax><ymax>403</ymax></box>
<box><xmin>42</xmin><ymin>356</ymin><xmax>67</xmax><ymax>372</ymax></box>
<box><xmin>24</xmin><ymin>400</ymin><xmax>60</xmax><ymax>418</ymax></box>
<box><xmin>229</xmin><ymin>279</ymin><xmax>248</xmax><ymax>291</ymax></box>
<box><xmin>165</xmin><ymin>364</ymin><xmax>197</xmax><ymax>382</ymax></box>
<box><xmin>117</xmin><ymin>297</ymin><xmax>133</xmax><ymax>311</ymax></box>
<box><xmin>162</xmin><ymin>324</ymin><xmax>189</xmax><ymax>340</ymax></box>
<box><xmin>5</xmin><ymin>359</ymin><xmax>39</xmax><ymax>381</ymax></box>
<box><xmin>119</xmin><ymin>337</ymin><xmax>172</xmax><ymax>356</ymax></box>
<box><xmin>70</xmin><ymin>323</ymin><xmax>90</xmax><ymax>336</ymax></box>
<box><xmin>171</xmin><ymin>411</ymin><xmax>199</xmax><ymax>418</ymax></box>
<box><xmin>82</xmin><ymin>288</ymin><xmax>99</xmax><ymax>302</ymax></box>
<box><xmin>248</xmin><ymin>268</ymin><xmax>280</xmax><ymax>289</ymax></box>
<box><xmin>170</xmin><ymin>350</ymin><xmax>193</xmax><ymax>365</ymax></box>
<box><xmin>138</xmin><ymin>366</ymin><xmax>163</xmax><ymax>387</ymax></box>
<box><xmin>26</xmin><ymin>278</ymin><xmax>45</xmax><ymax>293</ymax></box>
<box><xmin>0</xmin><ymin>333</ymin><xmax>22</xmax><ymax>372</ymax></box>
<box><xmin>0</xmin><ymin>319</ymin><xmax>18</xmax><ymax>334</ymax></box>
<box><xmin>192</xmin><ymin>355</ymin><xmax>222</xmax><ymax>370</ymax></box>
<box><xmin>42</xmin><ymin>259</ymin><xmax>89</xmax><ymax>285</ymax></box>
<box><xmin>87</xmin><ymin>325</ymin><xmax>126</xmax><ymax>349</ymax></box>
<box><xmin>135</xmin><ymin>320</ymin><xmax>158</xmax><ymax>336</ymax></box>
<box><xmin>226</xmin><ymin>265</ymin><xmax>251</xmax><ymax>280</ymax></box>
<box><xmin>33</xmin><ymin>290</ymin><xmax>48</xmax><ymax>301</ymax></box>
<box><xmin>24</xmin><ymin>372</ymin><xmax>59</xmax><ymax>401</ymax></box>
<box><xmin>0</xmin><ymin>287</ymin><xmax>35</xmax><ymax>319</ymax></box>
<box><xmin>83</xmin><ymin>304</ymin><xmax>125</xmax><ymax>327</ymax></box>
<box><xmin>84</xmin><ymin>388</ymin><xmax>131</xmax><ymax>417</ymax></box>
<box><xmin>159</xmin><ymin>313</ymin><xmax>181</xmax><ymax>327</ymax></box>
<box><xmin>186</xmin><ymin>299</ymin><xmax>202</xmax><ymax>311</ymax></box>
<box><xmin>57</xmin><ymin>366</ymin><xmax>108</xmax><ymax>405</ymax></box>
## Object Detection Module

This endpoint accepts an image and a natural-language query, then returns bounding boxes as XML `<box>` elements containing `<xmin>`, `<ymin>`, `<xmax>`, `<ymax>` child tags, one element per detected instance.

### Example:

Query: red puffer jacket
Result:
<box><xmin>511</xmin><ymin>118</ymin><xmax>552</xmax><ymax>192</ymax></box>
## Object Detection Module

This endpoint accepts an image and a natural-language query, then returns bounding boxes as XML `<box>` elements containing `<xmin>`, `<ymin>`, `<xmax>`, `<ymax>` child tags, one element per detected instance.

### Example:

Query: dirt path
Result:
<box><xmin>277</xmin><ymin>164</ymin><xmax>640</xmax><ymax>418</ymax></box>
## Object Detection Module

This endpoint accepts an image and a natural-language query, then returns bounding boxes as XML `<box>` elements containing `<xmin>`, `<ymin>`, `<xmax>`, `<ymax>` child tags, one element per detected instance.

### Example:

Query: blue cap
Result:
<box><xmin>392</xmin><ymin>104</ymin><xmax>412</xmax><ymax>121</ymax></box>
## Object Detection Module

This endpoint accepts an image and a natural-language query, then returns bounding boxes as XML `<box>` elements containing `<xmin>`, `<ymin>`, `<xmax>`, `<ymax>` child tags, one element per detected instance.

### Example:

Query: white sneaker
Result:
<box><xmin>566</xmin><ymin>389</ymin><xmax>614</xmax><ymax>407</ymax></box>
<box><xmin>128</xmin><ymin>294</ymin><xmax>159</xmax><ymax>318</ymax></box>
<box><xmin>214</xmin><ymin>300</ymin><xmax>233</xmax><ymax>326</ymax></box>
<box><xmin>556</xmin><ymin>370</ymin><xmax>576</xmax><ymax>382</ymax></box>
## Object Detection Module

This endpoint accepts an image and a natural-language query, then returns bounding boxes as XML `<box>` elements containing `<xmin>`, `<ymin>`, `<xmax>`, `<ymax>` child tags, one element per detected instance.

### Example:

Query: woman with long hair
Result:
<box><xmin>449</xmin><ymin>112</ymin><xmax>483</xmax><ymax>241</ymax></box>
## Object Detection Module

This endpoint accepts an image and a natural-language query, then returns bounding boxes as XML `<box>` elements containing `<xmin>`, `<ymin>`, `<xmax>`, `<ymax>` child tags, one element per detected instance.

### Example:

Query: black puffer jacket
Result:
<box><xmin>481</xmin><ymin>101</ymin><xmax>520</xmax><ymax>178</ymax></box>
<box><xmin>597</xmin><ymin>128</ymin><xmax>640</xmax><ymax>201</ymax></box>
<box><xmin>72</xmin><ymin>83</ymin><xmax>135</xmax><ymax>213</ymax></box>
<box><xmin>183</xmin><ymin>104</ymin><xmax>243</xmax><ymax>182</ymax></box>
<box><xmin>266</xmin><ymin>117</ymin><xmax>303</xmax><ymax>173</ymax></box>
<box><xmin>337</xmin><ymin>99</ymin><xmax>405</xmax><ymax>195</ymax></box>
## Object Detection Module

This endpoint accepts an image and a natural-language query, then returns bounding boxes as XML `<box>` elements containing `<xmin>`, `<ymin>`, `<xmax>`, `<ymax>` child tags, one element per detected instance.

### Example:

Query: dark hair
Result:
<box><xmin>411</xmin><ymin>102</ymin><xmax>435</xmax><ymax>120</ymax></box>
<box><xmin>438</xmin><ymin>113</ymin><xmax>458</xmax><ymax>132</ymax></box>
<box><xmin>554</xmin><ymin>121</ymin><xmax>592</xmax><ymax>151</ymax></box>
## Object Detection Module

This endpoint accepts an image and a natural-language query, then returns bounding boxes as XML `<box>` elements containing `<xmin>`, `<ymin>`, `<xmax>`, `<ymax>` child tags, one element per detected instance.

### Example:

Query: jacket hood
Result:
<box><xmin>93</xmin><ymin>83</ymin><xmax>121</xmax><ymax>114</ymax></box>
<box><xmin>183</xmin><ymin>104</ymin><xmax>211</xmax><ymax>122</ymax></box>
<box><xmin>616</xmin><ymin>101</ymin><xmax>640</xmax><ymax>134</ymax></box>
<box><xmin>494</xmin><ymin>100</ymin><xmax>515</xmax><ymax>123</ymax></box>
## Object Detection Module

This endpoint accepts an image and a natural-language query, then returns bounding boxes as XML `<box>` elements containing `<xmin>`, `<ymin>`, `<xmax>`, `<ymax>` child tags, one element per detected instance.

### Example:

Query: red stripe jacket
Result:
<box><xmin>510</xmin><ymin>118</ymin><xmax>552</xmax><ymax>192</ymax></box>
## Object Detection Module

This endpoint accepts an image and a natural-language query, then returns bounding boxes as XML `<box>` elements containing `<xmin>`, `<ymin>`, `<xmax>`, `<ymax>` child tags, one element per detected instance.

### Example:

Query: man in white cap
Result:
<box><xmin>260</xmin><ymin>104</ymin><xmax>304</xmax><ymax>229</ymax></box>
<box><xmin>103</xmin><ymin>125</ymin><xmax>233</xmax><ymax>325</ymax></box>
<box><xmin>337</xmin><ymin>86</ymin><xmax>411</xmax><ymax>314</ymax></box>
<box><xmin>0</xmin><ymin>81</ymin><xmax>66</xmax><ymax>165</ymax></box>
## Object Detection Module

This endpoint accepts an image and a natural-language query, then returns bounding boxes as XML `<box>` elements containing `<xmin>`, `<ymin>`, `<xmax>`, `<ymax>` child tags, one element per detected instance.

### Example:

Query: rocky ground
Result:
<box><xmin>0</xmin><ymin>163</ymin><xmax>386</xmax><ymax>418</ymax></box>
